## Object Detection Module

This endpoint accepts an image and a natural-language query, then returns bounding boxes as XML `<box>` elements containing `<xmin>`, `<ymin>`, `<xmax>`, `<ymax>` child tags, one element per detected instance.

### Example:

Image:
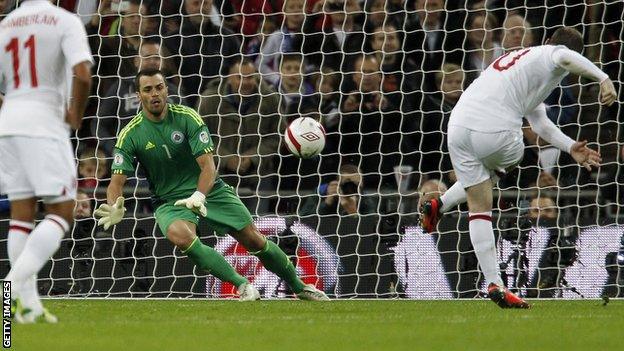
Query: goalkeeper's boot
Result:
<box><xmin>420</xmin><ymin>198</ymin><xmax>443</xmax><ymax>233</ymax></box>
<box><xmin>296</xmin><ymin>284</ymin><xmax>330</xmax><ymax>301</ymax></box>
<box><xmin>487</xmin><ymin>283</ymin><xmax>530</xmax><ymax>309</ymax></box>
<box><xmin>237</xmin><ymin>283</ymin><xmax>260</xmax><ymax>301</ymax></box>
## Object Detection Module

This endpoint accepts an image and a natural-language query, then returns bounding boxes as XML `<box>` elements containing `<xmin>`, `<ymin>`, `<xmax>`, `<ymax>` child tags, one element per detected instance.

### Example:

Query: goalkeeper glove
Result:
<box><xmin>94</xmin><ymin>196</ymin><xmax>126</xmax><ymax>230</ymax></box>
<box><xmin>174</xmin><ymin>191</ymin><xmax>207</xmax><ymax>217</ymax></box>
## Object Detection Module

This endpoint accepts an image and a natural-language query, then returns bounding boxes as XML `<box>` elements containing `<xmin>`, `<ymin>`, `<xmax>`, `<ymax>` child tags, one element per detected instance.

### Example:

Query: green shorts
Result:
<box><xmin>155</xmin><ymin>185</ymin><xmax>253</xmax><ymax>237</ymax></box>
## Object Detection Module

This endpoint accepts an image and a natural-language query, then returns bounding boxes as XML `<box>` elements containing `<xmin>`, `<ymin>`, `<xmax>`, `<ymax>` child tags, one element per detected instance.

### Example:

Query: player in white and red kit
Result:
<box><xmin>0</xmin><ymin>0</ymin><xmax>92</xmax><ymax>323</ymax></box>
<box><xmin>420</xmin><ymin>27</ymin><xmax>617</xmax><ymax>308</ymax></box>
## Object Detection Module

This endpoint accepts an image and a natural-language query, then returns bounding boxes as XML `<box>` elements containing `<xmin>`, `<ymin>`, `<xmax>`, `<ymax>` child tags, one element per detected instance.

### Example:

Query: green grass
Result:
<box><xmin>11</xmin><ymin>299</ymin><xmax>624</xmax><ymax>351</ymax></box>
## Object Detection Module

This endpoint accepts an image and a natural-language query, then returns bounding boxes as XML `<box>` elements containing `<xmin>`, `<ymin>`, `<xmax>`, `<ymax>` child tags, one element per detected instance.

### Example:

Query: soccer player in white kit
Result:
<box><xmin>0</xmin><ymin>0</ymin><xmax>92</xmax><ymax>322</ymax></box>
<box><xmin>420</xmin><ymin>27</ymin><xmax>617</xmax><ymax>308</ymax></box>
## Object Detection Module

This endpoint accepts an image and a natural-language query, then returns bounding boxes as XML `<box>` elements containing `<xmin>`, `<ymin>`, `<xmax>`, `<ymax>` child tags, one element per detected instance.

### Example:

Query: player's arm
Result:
<box><xmin>66</xmin><ymin>61</ymin><xmax>92</xmax><ymax>130</ymax></box>
<box><xmin>552</xmin><ymin>47</ymin><xmax>617</xmax><ymax>105</ymax></box>
<box><xmin>173</xmin><ymin>153</ymin><xmax>216</xmax><ymax>217</ymax></box>
<box><xmin>525</xmin><ymin>104</ymin><xmax>601</xmax><ymax>170</ymax></box>
<box><xmin>195</xmin><ymin>153</ymin><xmax>217</xmax><ymax>195</ymax></box>
<box><xmin>106</xmin><ymin>173</ymin><xmax>127</xmax><ymax>205</ymax></box>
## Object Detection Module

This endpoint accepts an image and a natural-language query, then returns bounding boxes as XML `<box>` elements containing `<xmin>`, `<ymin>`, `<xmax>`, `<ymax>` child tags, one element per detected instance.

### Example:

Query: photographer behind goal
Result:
<box><xmin>525</xmin><ymin>196</ymin><xmax>579</xmax><ymax>298</ymax></box>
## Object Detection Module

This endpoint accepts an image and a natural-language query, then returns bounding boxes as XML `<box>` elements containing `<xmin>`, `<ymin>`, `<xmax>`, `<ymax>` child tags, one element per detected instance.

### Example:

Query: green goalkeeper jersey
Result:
<box><xmin>111</xmin><ymin>103</ymin><xmax>225</xmax><ymax>207</ymax></box>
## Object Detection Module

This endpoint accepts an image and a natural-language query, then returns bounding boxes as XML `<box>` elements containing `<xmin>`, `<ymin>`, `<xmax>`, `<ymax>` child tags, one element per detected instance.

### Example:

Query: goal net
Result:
<box><xmin>1</xmin><ymin>0</ymin><xmax>622</xmax><ymax>299</ymax></box>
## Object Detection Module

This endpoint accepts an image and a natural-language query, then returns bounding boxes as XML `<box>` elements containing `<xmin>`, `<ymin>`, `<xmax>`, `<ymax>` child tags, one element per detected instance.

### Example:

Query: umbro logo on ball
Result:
<box><xmin>300</xmin><ymin>132</ymin><xmax>320</xmax><ymax>142</ymax></box>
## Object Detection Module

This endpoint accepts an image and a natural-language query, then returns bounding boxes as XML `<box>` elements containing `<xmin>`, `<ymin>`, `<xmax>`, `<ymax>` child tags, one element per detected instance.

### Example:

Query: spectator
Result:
<box><xmin>528</xmin><ymin>196</ymin><xmax>558</xmax><ymax>222</ymax></box>
<box><xmin>363</xmin><ymin>0</ymin><xmax>391</xmax><ymax>33</ymax></box>
<box><xmin>77</xmin><ymin>147</ymin><xmax>109</xmax><ymax>189</ymax></box>
<box><xmin>419</xmin><ymin>63</ymin><xmax>464</xmax><ymax>183</ymax></box>
<box><xmin>300</xmin><ymin>164</ymin><xmax>377</xmax><ymax>216</ymax></box>
<box><xmin>303</xmin><ymin>0</ymin><xmax>365</xmax><ymax>73</ymax></box>
<box><xmin>87</xmin><ymin>0</ymin><xmax>148</xmax><ymax>94</ymax></box>
<box><xmin>501</xmin><ymin>13</ymin><xmax>534</xmax><ymax>52</ymax></box>
<box><xmin>331</xmin><ymin>54</ymin><xmax>417</xmax><ymax>190</ymax></box>
<box><xmin>196</xmin><ymin>57</ymin><xmax>282</xmax><ymax>209</ymax></box>
<box><xmin>310</xmin><ymin>67</ymin><xmax>341</xmax><ymax>130</ymax></box>
<box><xmin>84</xmin><ymin>0</ymin><xmax>118</xmax><ymax>35</ymax></box>
<box><xmin>276</xmin><ymin>53</ymin><xmax>316</xmax><ymax>114</ymax></box>
<box><xmin>244</xmin><ymin>16</ymin><xmax>278</xmax><ymax>61</ymax></box>
<box><xmin>403</xmin><ymin>0</ymin><xmax>464</xmax><ymax>92</ymax></box>
<box><xmin>368</xmin><ymin>23</ymin><xmax>421</xmax><ymax>111</ymax></box>
<box><xmin>225</xmin><ymin>0</ymin><xmax>281</xmax><ymax>37</ymax></box>
<box><xmin>255</xmin><ymin>0</ymin><xmax>304</xmax><ymax>86</ymax></box>
<box><xmin>164</xmin><ymin>0</ymin><xmax>241</xmax><ymax>106</ymax></box>
<box><xmin>0</xmin><ymin>0</ymin><xmax>9</xmax><ymax>22</ymax></box>
<box><xmin>463</xmin><ymin>12</ymin><xmax>503</xmax><ymax>84</ymax></box>
<box><xmin>93</xmin><ymin>40</ymin><xmax>187</xmax><ymax>154</ymax></box>
<box><xmin>69</xmin><ymin>190</ymin><xmax>96</xmax><ymax>295</ymax></box>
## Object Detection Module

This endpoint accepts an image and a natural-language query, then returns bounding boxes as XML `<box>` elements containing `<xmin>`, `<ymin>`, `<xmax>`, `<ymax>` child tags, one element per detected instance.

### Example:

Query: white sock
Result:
<box><xmin>7</xmin><ymin>220</ymin><xmax>38</xmax><ymax>306</ymax></box>
<box><xmin>6</xmin><ymin>215</ymin><xmax>68</xmax><ymax>315</ymax></box>
<box><xmin>468</xmin><ymin>212</ymin><xmax>504</xmax><ymax>286</ymax></box>
<box><xmin>440</xmin><ymin>182</ymin><xmax>467</xmax><ymax>213</ymax></box>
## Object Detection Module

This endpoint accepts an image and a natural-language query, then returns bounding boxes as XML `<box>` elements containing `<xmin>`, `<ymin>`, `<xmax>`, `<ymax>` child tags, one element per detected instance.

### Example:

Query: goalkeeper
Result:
<box><xmin>94</xmin><ymin>68</ymin><xmax>328</xmax><ymax>301</ymax></box>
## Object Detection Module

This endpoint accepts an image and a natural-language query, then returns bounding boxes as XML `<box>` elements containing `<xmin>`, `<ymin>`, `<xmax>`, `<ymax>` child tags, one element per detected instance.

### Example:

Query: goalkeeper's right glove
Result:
<box><xmin>174</xmin><ymin>191</ymin><xmax>207</xmax><ymax>217</ymax></box>
<box><xmin>94</xmin><ymin>196</ymin><xmax>126</xmax><ymax>230</ymax></box>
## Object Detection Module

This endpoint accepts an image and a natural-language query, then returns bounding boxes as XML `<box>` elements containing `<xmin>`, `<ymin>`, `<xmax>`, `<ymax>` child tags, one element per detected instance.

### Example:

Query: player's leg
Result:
<box><xmin>464</xmin><ymin>179</ymin><xmax>502</xmax><ymax>287</ymax></box>
<box><xmin>6</xmin><ymin>198</ymin><xmax>73</xmax><ymax>323</ymax></box>
<box><xmin>6</xmin><ymin>198</ymin><xmax>37</xmax><ymax>316</ymax></box>
<box><xmin>230</xmin><ymin>223</ymin><xmax>304</xmax><ymax>293</ymax></box>
<box><xmin>464</xmin><ymin>130</ymin><xmax>528</xmax><ymax>309</ymax></box>
<box><xmin>165</xmin><ymin>219</ymin><xmax>250</xmax><ymax>290</ymax></box>
<box><xmin>0</xmin><ymin>136</ymin><xmax>56</xmax><ymax>321</ymax></box>
<box><xmin>206</xmin><ymin>185</ymin><xmax>327</xmax><ymax>300</ymax></box>
<box><xmin>230</xmin><ymin>224</ymin><xmax>329</xmax><ymax>300</ymax></box>
<box><xmin>6</xmin><ymin>136</ymin><xmax>80</xmax><ymax>322</ymax></box>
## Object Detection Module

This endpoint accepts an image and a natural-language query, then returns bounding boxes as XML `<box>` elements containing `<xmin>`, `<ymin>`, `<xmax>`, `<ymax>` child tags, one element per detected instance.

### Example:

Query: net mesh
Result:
<box><xmin>1</xmin><ymin>0</ymin><xmax>623</xmax><ymax>299</ymax></box>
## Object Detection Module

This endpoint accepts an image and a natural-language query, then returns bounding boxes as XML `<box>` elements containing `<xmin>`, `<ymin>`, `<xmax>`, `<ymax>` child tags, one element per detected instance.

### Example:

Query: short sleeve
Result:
<box><xmin>61</xmin><ymin>14</ymin><xmax>94</xmax><ymax>68</ymax></box>
<box><xmin>178</xmin><ymin>106</ymin><xmax>215</xmax><ymax>157</ymax></box>
<box><xmin>188</xmin><ymin>122</ymin><xmax>215</xmax><ymax>158</ymax></box>
<box><xmin>111</xmin><ymin>145</ymin><xmax>136</xmax><ymax>176</ymax></box>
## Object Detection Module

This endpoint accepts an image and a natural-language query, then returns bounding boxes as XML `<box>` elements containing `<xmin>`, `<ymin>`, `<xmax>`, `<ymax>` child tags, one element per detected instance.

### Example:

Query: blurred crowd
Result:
<box><xmin>0</xmin><ymin>0</ymin><xmax>622</xmax><ymax>217</ymax></box>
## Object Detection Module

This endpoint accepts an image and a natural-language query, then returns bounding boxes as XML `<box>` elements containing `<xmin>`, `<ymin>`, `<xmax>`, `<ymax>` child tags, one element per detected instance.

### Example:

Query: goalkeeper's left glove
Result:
<box><xmin>94</xmin><ymin>196</ymin><xmax>126</xmax><ymax>230</ymax></box>
<box><xmin>174</xmin><ymin>191</ymin><xmax>207</xmax><ymax>217</ymax></box>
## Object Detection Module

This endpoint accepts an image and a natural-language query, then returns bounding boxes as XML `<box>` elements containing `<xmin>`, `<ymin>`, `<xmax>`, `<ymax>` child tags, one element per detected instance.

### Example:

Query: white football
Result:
<box><xmin>284</xmin><ymin>117</ymin><xmax>326</xmax><ymax>158</ymax></box>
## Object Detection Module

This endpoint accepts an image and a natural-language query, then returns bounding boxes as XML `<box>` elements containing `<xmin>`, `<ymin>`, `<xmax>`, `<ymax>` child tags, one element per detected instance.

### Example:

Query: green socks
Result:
<box><xmin>251</xmin><ymin>240</ymin><xmax>306</xmax><ymax>294</ymax></box>
<box><xmin>183</xmin><ymin>237</ymin><xmax>248</xmax><ymax>288</ymax></box>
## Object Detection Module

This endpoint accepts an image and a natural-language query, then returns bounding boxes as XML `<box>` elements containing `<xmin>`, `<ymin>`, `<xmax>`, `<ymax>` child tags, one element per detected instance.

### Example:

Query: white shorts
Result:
<box><xmin>0</xmin><ymin>136</ymin><xmax>76</xmax><ymax>203</ymax></box>
<box><xmin>447</xmin><ymin>125</ymin><xmax>524</xmax><ymax>188</ymax></box>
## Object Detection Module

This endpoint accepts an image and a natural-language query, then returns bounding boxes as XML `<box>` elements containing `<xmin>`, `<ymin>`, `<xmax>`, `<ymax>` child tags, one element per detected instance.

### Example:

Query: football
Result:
<box><xmin>284</xmin><ymin>117</ymin><xmax>326</xmax><ymax>158</ymax></box>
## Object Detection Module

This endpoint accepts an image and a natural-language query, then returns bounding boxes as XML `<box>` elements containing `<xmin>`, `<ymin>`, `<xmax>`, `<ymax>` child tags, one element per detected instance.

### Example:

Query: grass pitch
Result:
<box><xmin>12</xmin><ymin>299</ymin><xmax>623</xmax><ymax>351</ymax></box>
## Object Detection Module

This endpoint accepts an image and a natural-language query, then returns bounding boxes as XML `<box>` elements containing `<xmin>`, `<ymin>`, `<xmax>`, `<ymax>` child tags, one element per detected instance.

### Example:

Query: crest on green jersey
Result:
<box><xmin>113</xmin><ymin>153</ymin><xmax>123</xmax><ymax>166</ymax></box>
<box><xmin>199</xmin><ymin>131</ymin><xmax>210</xmax><ymax>144</ymax></box>
<box><xmin>171</xmin><ymin>131</ymin><xmax>185</xmax><ymax>144</ymax></box>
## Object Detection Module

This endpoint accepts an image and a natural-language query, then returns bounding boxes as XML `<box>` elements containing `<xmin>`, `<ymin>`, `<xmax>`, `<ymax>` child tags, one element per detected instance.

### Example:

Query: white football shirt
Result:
<box><xmin>0</xmin><ymin>0</ymin><xmax>93</xmax><ymax>140</ymax></box>
<box><xmin>450</xmin><ymin>45</ymin><xmax>571</xmax><ymax>133</ymax></box>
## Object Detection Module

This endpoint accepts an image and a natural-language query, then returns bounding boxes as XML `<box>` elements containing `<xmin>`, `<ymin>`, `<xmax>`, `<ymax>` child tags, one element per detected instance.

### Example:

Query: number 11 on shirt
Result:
<box><xmin>4</xmin><ymin>35</ymin><xmax>38</xmax><ymax>89</ymax></box>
